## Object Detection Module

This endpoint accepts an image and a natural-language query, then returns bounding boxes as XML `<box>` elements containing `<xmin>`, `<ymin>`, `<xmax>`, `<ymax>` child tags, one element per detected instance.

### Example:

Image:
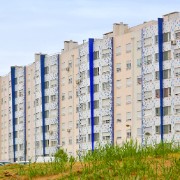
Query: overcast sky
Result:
<box><xmin>0</xmin><ymin>0</ymin><xmax>179</xmax><ymax>75</ymax></box>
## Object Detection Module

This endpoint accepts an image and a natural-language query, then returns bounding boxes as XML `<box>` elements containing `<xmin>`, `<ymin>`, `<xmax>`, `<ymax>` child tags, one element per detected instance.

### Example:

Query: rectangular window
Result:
<box><xmin>175</xmin><ymin>105</ymin><xmax>180</xmax><ymax>115</ymax></box>
<box><xmin>126</xmin><ymin>95</ymin><xmax>131</xmax><ymax>104</ymax></box>
<box><xmin>144</xmin><ymin>37</ymin><xmax>152</xmax><ymax>47</ymax></box>
<box><xmin>126</xmin><ymin>112</ymin><xmax>131</xmax><ymax>121</ymax></box>
<box><xmin>68</xmin><ymin>76</ymin><xmax>72</xmax><ymax>84</ymax></box>
<box><xmin>102</xmin><ymin>98</ymin><xmax>110</xmax><ymax>108</ymax></box>
<box><xmin>163</xmin><ymin>51</ymin><xmax>171</xmax><ymax>61</ymax></box>
<box><xmin>155</xmin><ymin>88</ymin><xmax>171</xmax><ymax>98</ymax></box>
<box><xmin>51</xmin><ymin>95</ymin><xmax>56</xmax><ymax>102</ymax></box>
<box><xmin>116</xmin><ymin>97</ymin><xmax>121</xmax><ymax>106</ymax></box>
<box><xmin>116</xmin><ymin>63</ymin><xmax>121</xmax><ymax>72</ymax></box>
<box><xmin>126</xmin><ymin>43</ymin><xmax>131</xmax><ymax>53</ymax></box>
<box><xmin>144</xmin><ymin>55</ymin><xmax>152</xmax><ymax>65</ymax></box>
<box><xmin>155</xmin><ymin>69</ymin><xmax>171</xmax><ymax>80</ymax></box>
<box><xmin>45</xmin><ymin>110</ymin><xmax>49</xmax><ymax>118</ymax></box>
<box><xmin>45</xmin><ymin>81</ymin><xmax>49</xmax><ymax>89</ymax></box>
<box><xmin>174</xmin><ymin>49</ymin><xmax>180</xmax><ymax>59</ymax></box>
<box><xmin>102</xmin><ymin>82</ymin><xmax>110</xmax><ymax>91</ymax></box>
<box><xmin>156</xmin><ymin>124</ymin><xmax>171</xmax><ymax>134</ymax></box>
<box><xmin>163</xmin><ymin>32</ymin><xmax>171</xmax><ymax>42</ymax></box>
<box><xmin>126</xmin><ymin>78</ymin><xmax>132</xmax><ymax>87</ymax></box>
<box><xmin>45</xmin><ymin>96</ymin><xmax>49</xmax><ymax>103</ymax></box>
<box><xmin>175</xmin><ymin>31</ymin><xmax>180</xmax><ymax>40</ymax></box>
<box><xmin>116</xmin><ymin>46</ymin><xmax>121</xmax><ymax>56</ymax></box>
<box><xmin>126</xmin><ymin>61</ymin><xmax>131</xmax><ymax>70</ymax></box>
<box><xmin>68</xmin><ymin>91</ymin><xmax>72</xmax><ymax>99</ymax></box>
<box><xmin>44</xmin><ymin>67</ymin><xmax>49</xmax><ymax>74</ymax></box>
<box><xmin>93</xmin><ymin>51</ymin><xmax>99</xmax><ymax>60</ymax></box>
<box><xmin>116</xmin><ymin>80</ymin><xmax>121</xmax><ymax>89</ymax></box>
<box><xmin>137</xmin><ymin>58</ymin><xmax>141</xmax><ymax>67</ymax></box>
<box><xmin>156</xmin><ymin>106</ymin><xmax>171</xmax><ymax>116</ymax></box>
<box><xmin>102</xmin><ymin>116</ymin><xmax>110</xmax><ymax>124</ymax></box>
<box><xmin>102</xmin><ymin>65</ymin><xmax>110</xmax><ymax>75</ymax></box>
<box><xmin>116</xmin><ymin>114</ymin><xmax>121</xmax><ymax>123</ymax></box>
<box><xmin>88</xmin><ymin>84</ymin><xmax>99</xmax><ymax>93</ymax></box>
<box><xmin>94</xmin><ymin>67</ymin><xmax>99</xmax><ymax>76</ymax></box>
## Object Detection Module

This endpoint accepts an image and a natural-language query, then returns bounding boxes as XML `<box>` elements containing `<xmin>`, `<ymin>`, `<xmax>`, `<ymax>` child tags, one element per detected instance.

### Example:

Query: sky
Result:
<box><xmin>0</xmin><ymin>0</ymin><xmax>179</xmax><ymax>75</ymax></box>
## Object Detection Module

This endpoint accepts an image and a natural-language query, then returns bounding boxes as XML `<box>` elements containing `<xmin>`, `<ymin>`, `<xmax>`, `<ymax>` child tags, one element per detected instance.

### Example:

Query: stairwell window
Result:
<box><xmin>45</xmin><ymin>110</ymin><xmax>49</xmax><ymax>118</ymax></box>
<box><xmin>94</xmin><ymin>67</ymin><xmax>99</xmax><ymax>76</ymax></box>
<box><xmin>45</xmin><ymin>81</ymin><xmax>49</xmax><ymax>89</ymax></box>
<box><xmin>45</xmin><ymin>96</ymin><xmax>49</xmax><ymax>103</ymax></box>
<box><xmin>93</xmin><ymin>51</ymin><xmax>99</xmax><ymax>60</ymax></box>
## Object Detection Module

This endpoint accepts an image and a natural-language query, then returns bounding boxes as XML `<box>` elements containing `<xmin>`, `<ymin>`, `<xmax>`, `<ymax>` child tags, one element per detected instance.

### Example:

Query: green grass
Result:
<box><xmin>1</xmin><ymin>140</ymin><xmax>180</xmax><ymax>179</ymax></box>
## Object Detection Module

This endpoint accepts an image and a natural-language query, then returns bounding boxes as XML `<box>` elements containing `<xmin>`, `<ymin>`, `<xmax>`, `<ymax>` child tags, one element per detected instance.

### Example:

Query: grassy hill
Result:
<box><xmin>0</xmin><ymin>141</ymin><xmax>180</xmax><ymax>179</ymax></box>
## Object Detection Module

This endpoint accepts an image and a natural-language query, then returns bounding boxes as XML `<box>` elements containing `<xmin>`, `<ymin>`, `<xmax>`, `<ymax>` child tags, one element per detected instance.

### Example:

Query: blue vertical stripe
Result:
<box><xmin>111</xmin><ymin>38</ymin><xmax>114</xmax><ymax>145</ymax></box>
<box><xmin>24</xmin><ymin>67</ymin><xmax>27</xmax><ymax>161</ymax></box>
<box><xmin>11</xmin><ymin>67</ymin><xmax>16</xmax><ymax>162</ymax></box>
<box><xmin>57</xmin><ymin>54</ymin><xmax>60</xmax><ymax>146</ymax></box>
<box><xmin>40</xmin><ymin>55</ymin><xmax>46</xmax><ymax>156</ymax></box>
<box><xmin>89</xmin><ymin>38</ymin><xmax>94</xmax><ymax>151</ymax></box>
<box><xmin>158</xmin><ymin>18</ymin><xmax>164</xmax><ymax>142</ymax></box>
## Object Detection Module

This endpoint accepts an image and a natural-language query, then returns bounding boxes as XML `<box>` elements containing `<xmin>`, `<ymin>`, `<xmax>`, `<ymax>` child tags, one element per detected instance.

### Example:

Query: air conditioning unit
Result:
<box><xmin>66</xmin><ymin>67</ymin><xmax>70</xmax><ymax>71</ymax></box>
<box><xmin>67</xmin><ymin>129</ymin><xmax>71</xmax><ymax>132</ymax></box>
<box><xmin>171</xmin><ymin>40</ymin><xmax>176</xmax><ymax>45</ymax></box>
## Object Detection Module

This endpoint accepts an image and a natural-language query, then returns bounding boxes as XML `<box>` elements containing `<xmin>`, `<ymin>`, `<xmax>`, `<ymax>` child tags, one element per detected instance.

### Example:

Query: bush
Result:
<box><xmin>54</xmin><ymin>149</ymin><xmax>68</xmax><ymax>162</ymax></box>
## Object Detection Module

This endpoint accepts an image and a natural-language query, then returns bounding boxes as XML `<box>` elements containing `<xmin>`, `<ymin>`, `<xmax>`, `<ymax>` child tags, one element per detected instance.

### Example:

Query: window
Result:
<box><xmin>175</xmin><ymin>105</ymin><xmax>180</xmax><ymax>115</ymax></box>
<box><xmin>102</xmin><ymin>98</ymin><xmax>110</xmax><ymax>108</ymax></box>
<box><xmin>137</xmin><ymin>76</ymin><xmax>141</xmax><ymax>85</ymax></box>
<box><xmin>102</xmin><ymin>49</ymin><xmax>110</xmax><ymax>59</ymax></box>
<box><xmin>155</xmin><ymin>35</ymin><xmax>158</xmax><ymax>44</ymax></box>
<box><xmin>137</xmin><ymin>128</ymin><xmax>142</xmax><ymax>137</ymax></box>
<box><xmin>45</xmin><ymin>81</ymin><xmax>49</xmax><ymax>89</ymax></box>
<box><xmin>102</xmin><ymin>65</ymin><xmax>110</xmax><ymax>75</ymax></box>
<box><xmin>126</xmin><ymin>61</ymin><xmax>131</xmax><ymax>70</ymax></box>
<box><xmin>137</xmin><ymin>93</ymin><xmax>141</xmax><ymax>101</ymax></box>
<box><xmin>68</xmin><ymin>76</ymin><xmax>72</xmax><ymax>84</ymax></box>
<box><xmin>45</xmin><ymin>110</ymin><xmax>49</xmax><ymax>118</ymax></box>
<box><xmin>144</xmin><ymin>55</ymin><xmax>152</xmax><ymax>65</ymax></box>
<box><xmin>68</xmin><ymin>91</ymin><xmax>72</xmax><ymax>99</ymax></box>
<box><xmin>69</xmin><ymin>137</ymin><xmax>72</xmax><ymax>145</ymax></box>
<box><xmin>51</xmin><ymin>95</ymin><xmax>56</xmax><ymax>102</ymax></box>
<box><xmin>126</xmin><ymin>43</ymin><xmax>131</xmax><ymax>53</ymax></box>
<box><xmin>116</xmin><ymin>80</ymin><xmax>121</xmax><ymax>89</ymax></box>
<box><xmin>102</xmin><ymin>82</ymin><xmax>110</xmax><ymax>91</ymax></box>
<box><xmin>175</xmin><ymin>123</ymin><xmax>180</xmax><ymax>133</ymax></box>
<box><xmin>137</xmin><ymin>41</ymin><xmax>141</xmax><ymax>50</ymax></box>
<box><xmin>116</xmin><ymin>130</ymin><xmax>121</xmax><ymax>140</ymax></box>
<box><xmin>116</xmin><ymin>46</ymin><xmax>121</xmax><ymax>56</ymax></box>
<box><xmin>144</xmin><ymin>91</ymin><xmax>152</xmax><ymax>100</ymax></box>
<box><xmin>144</xmin><ymin>37</ymin><xmax>152</xmax><ymax>47</ymax></box>
<box><xmin>116</xmin><ymin>114</ymin><xmax>121</xmax><ymax>123</ymax></box>
<box><xmin>174</xmin><ymin>86</ymin><xmax>180</xmax><ymax>95</ymax></box>
<box><xmin>88</xmin><ymin>133</ymin><xmax>99</xmax><ymax>142</ymax></box>
<box><xmin>155</xmin><ymin>69</ymin><xmax>171</xmax><ymax>80</ymax></box>
<box><xmin>163</xmin><ymin>51</ymin><xmax>171</xmax><ymax>61</ymax></box>
<box><xmin>126</xmin><ymin>112</ymin><xmax>131</xmax><ymax>121</ymax></box>
<box><xmin>94</xmin><ymin>67</ymin><xmax>99</xmax><ymax>76</ymax></box>
<box><xmin>163</xmin><ymin>32</ymin><xmax>171</xmax><ymax>42</ymax></box>
<box><xmin>155</xmin><ymin>53</ymin><xmax>159</xmax><ymax>62</ymax></box>
<box><xmin>102</xmin><ymin>116</ymin><xmax>110</xmax><ymax>124</ymax></box>
<box><xmin>94</xmin><ymin>51</ymin><xmax>99</xmax><ymax>60</ymax></box>
<box><xmin>88</xmin><ymin>84</ymin><xmax>99</xmax><ymax>93</ymax></box>
<box><xmin>126</xmin><ymin>95</ymin><xmax>131</xmax><ymax>104</ymax></box>
<box><xmin>174</xmin><ymin>49</ymin><xmax>180</xmax><ymax>59</ymax></box>
<box><xmin>68</xmin><ymin>106</ymin><xmax>73</xmax><ymax>114</ymax></box>
<box><xmin>45</xmin><ymin>96</ymin><xmax>49</xmax><ymax>103</ymax></box>
<box><xmin>62</xmin><ymin>77</ymin><xmax>65</xmax><ymax>86</ymax></box>
<box><xmin>45</xmin><ymin>125</ymin><xmax>49</xmax><ymax>133</ymax></box>
<box><xmin>137</xmin><ymin>58</ymin><xmax>141</xmax><ymax>67</ymax></box>
<box><xmin>15</xmin><ymin>78</ymin><xmax>18</xmax><ymax>85</ymax></box>
<box><xmin>44</xmin><ymin>66</ymin><xmax>49</xmax><ymax>74</ymax></box>
<box><xmin>81</xmin><ymin>103</ymin><xmax>86</xmax><ymax>111</ymax></box>
<box><xmin>144</xmin><ymin>73</ymin><xmax>152</xmax><ymax>82</ymax></box>
<box><xmin>68</xmin><ymin>60</ymin><xmax>72</xmax><ymax>68</ymax></box>
<box><xmin>156</xmin><ymin>106</ymin><xmax>171</xmax><ymax>116</ymax></box>
<box><xmin>116</xmin><ymin>97</ymin><xmax>121</xmax><ymax>106</ymax></box>
<box><xmin>15</xmin><ymin>105</ymin><xmax>18</xmax><ymax>111</ymax></box>
<box><xmin>175</xmin><ymin>31</ymin><xmax>180</xmax><ymax>40</ymax></box>
<box><xmin>116</xmin><ymin>63</ymin><xmax>121</xmax><ymax>72</ymax></box>
<box><xmin>50</xmin><ymin>80</ymin><xmax>57</xmax><ymax>88</ymax></box>
<box><xmin>175</xmin><ymin>67</ymin><xmax>180</xmax><ymax>78</ymax></box>
<box><xmin>94</xmin><ymin>100</ymin><xmax>99</xmax><ymax>109</ymax></box>
<box><xmin>156</xmin><ymin>124</ymin><xmax>171</xmax><ymax>134</ymax></box>
<box><xmin>126</xmin><ymin>78</ymin><xmax>132</xmax><ymax>87</ymax></box>
<box><xmin>88</xmin><ymin>117</ymin><xmax>99</xmax><ymax>126</ymax></box>
<box><xmin>45</xmin><ymin>140</ymin><xmax>49</xmax><ymax>147</ymax></box>
<box><xmin>15</xmin><ymin>91</ymin><xmax>18</xmax><ymax>98</ymax></box>
<box><xmin>155</xmin><ymin>88</ymin><xmax>171</xmax><ymax>98</ymax></box>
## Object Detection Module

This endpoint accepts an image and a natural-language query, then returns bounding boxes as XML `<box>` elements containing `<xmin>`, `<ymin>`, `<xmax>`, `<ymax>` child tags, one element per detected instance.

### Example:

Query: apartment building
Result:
<box><xmin>0</xmin><ymin>12</ymin><xmax>179</xmax><ymax>162</ymax></box>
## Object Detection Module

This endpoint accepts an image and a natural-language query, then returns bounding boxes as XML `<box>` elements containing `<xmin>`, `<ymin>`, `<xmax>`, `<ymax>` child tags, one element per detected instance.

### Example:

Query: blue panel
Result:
<box><xmin>40</xmin><ymin>55</ymin><xmax>46</xmax><ymax>156</ymax></box>
<box><xmin>89</xmin><ymin>38</ymin><xmax>94</xmax><ymax>151</ymax></box>
<box><xmin>11</xmin><ymin>67</ymin><xmax>16</xmax><ymax>162</ymax></box>
<box><xmin>57</xmin><ymin>54</ymin><xmax>60</xmax><ymax>145</ymax></box>
<box><xmin>111</xmin><ymin>38</ymin><xmax>114</xmax><ymax>145</ymax></box>
<box><xmin>158</xmin><ymin>18</ymin><xmax>164</xmax><ymax>142</ymax></box>
<box><xmin>24</xmin><ymin>67</ymin><xmax>27</xmax><ymax>161</ymax></box>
